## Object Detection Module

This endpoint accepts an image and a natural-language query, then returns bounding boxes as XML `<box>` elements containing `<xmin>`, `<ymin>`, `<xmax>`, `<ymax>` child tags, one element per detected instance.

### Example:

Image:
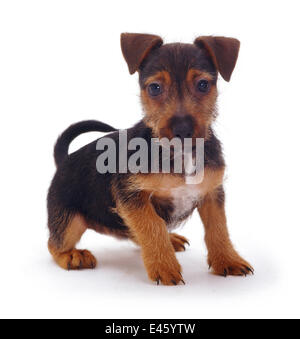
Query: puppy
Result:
<box><xmin>47</xmin><ymin>33</ymin><xmax>253</xmax><ymax>285</ymax></box>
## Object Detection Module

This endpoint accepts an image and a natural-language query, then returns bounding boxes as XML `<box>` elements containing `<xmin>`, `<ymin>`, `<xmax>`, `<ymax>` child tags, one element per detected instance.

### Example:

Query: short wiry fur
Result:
<box><xmin>47</xmin><ymin>33</ymin><xmax>253</xmax><ymax>285</ymax></box>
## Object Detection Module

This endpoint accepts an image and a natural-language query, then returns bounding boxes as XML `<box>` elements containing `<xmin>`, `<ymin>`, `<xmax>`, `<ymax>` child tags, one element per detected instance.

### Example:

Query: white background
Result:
<box><xmin>0</xmin><ymin>0</ymin><xmax>300</xmax><ymax>319</ymax></box>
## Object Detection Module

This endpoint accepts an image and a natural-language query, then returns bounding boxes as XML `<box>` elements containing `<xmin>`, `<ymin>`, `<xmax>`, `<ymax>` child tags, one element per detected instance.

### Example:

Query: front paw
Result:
<box><xmin>145</xmin><ymin>254</ymin><xmax>184</xmax><ymax>286</ymax></box>
<box><xmin>208</xmin><ymin>253</ymin><xmax>254</xmax><ymax>277</ymax></box>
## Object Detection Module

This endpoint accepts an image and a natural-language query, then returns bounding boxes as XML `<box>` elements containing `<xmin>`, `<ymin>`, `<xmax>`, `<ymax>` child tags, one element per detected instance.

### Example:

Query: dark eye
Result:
<box><xmin>196</xmin><ymin>79</ymin><xmax>209</xmax><ymax>93</ymax></box>
<box><xmin>148</xmin><ymin>83</ymin><xmax>162</xmax><ymax>97</ymax></box>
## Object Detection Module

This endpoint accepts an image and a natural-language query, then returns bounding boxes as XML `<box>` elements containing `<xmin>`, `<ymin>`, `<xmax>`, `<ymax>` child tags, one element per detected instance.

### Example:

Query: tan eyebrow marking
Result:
<box><xmin>144</xmin><ymin>70</ymin><xmax>171</xmax><ymax>86</ymax></box>
<box><xmin>186</xmin><ymin>69</ymin><xmax>215</xmax><ymax>83</ymax></box>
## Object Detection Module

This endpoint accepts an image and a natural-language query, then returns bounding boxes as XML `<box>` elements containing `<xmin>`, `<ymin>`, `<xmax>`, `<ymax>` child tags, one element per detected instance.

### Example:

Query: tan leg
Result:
<box><xmin>133</xmin><ymin>232</ymin><xmax>190</xmax><ymax>252</ymax></box>
<box><xmin>48</xmin><ymin>214</ymin><xmax>97</xmax><ymax>270</ymax></box>
<box><xmin>198</xmin><ymin>188</ymin><xmax>253</xmax><ymax>276</ymax></box>
<box><xmin>118</xmin><ymin>194</ymin><xmax>184</xmax><ymax>285</ymax></box>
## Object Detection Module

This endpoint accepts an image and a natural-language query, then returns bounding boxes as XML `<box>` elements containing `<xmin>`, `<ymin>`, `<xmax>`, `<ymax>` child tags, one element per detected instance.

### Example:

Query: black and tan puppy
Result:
<box><xmin>47</xmin><ymin>33</ymin><xmax>253</xmax><ymax>285</ymax></box>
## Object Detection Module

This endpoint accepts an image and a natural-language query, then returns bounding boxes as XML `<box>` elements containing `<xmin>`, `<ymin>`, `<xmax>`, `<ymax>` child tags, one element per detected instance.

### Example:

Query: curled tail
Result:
<box><xmin>54</xmin><ymin>120</ymin><xmax>117</xmax><ymax>167</ymax></box>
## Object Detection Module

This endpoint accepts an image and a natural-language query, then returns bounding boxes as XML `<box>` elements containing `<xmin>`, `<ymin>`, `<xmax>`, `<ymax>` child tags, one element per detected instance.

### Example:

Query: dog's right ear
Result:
<box><xmin>121</xmin><ymin>33</ymin><xmax>163</xmax><ymax>74</ymax></box>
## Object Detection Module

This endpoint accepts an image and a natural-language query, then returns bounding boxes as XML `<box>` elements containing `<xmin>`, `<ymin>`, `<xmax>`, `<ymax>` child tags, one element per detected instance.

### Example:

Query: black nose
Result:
<box><xmin>170</xmin><ymin>115</ymin><xmax>194</xmax><ymax>140</ymax></box>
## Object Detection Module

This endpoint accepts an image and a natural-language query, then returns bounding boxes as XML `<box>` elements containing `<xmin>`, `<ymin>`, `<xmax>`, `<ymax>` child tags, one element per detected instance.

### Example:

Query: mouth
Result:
<box><xmin>157</xmin><ymin>139</ymin><xmax>197</xmax><ymax>154</ymax></box>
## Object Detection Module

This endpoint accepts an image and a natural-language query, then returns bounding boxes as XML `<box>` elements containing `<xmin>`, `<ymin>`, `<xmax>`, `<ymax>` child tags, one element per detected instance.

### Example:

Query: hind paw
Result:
<box><xmin>169</xmin><ymin>233</ymin><xmax>190</xmax><ymax>252</ymax></box>
<box><xmin>55</xmin><ymin>249</ymin><xmax>97</xmax><ymax>270</ymax></box>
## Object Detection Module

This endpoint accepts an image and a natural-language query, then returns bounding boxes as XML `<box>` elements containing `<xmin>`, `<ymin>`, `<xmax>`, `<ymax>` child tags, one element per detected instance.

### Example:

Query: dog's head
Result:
<box><xmin>121</xmin><ymin>33</ymin><xmax>240</xmax><ymax>141</ymax></box>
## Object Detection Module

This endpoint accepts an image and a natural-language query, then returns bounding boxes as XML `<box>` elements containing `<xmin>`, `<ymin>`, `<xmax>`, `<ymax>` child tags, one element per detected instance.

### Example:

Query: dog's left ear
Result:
<box><xmin>194</xmin><ymin>36</ymin><xmax>240</xmax><ymax>82</ymax></box>
<box><xmin>121</xmin><ymin>33</ymin><xmax>163</xmax><ymax>74</ymax></box>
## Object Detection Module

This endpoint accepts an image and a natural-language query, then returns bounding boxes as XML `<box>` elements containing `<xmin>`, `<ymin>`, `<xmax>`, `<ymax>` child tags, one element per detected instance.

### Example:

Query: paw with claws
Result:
<box><xmin>145</xmin><ymin>252</ymin><xmax>185</xmax><ymax>286</ymax></box>
<box><xmin>56</xmin><ymin>249</ymin><xmax>97</xmax><ymax>270</ymax></box>
<box><xmin>208</xmin><ymin>252</ymin><xmax>254</xmax><ymax>277</ymax></box>
<box><xmin>169</xmin><ymin>233</ymin><xmax>190</xmax><ymax>252</ymax></box>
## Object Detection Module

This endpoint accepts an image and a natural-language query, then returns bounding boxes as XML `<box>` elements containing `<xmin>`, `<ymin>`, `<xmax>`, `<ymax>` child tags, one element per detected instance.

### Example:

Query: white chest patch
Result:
<box><xmin>170</xmin><ymin>153</ymin><xmax>202</xmax><ymax>219</ymax></box>
<box><xmin>168</xmin><ymin>183</ymin><xmax>202</xmax><ymax>228</ymax></box>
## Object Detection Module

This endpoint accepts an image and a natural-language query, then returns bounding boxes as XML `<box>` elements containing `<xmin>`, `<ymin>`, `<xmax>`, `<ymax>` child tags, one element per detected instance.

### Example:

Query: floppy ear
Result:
<box><xmin>121</xmin><ymin>33</ymin><xmax>163</xmax><ymax>74</ymax></box>
<box><xmin>194</xmin><ymin>36</ymin><xmax>240</xmax><ymax>82</ymax></box>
